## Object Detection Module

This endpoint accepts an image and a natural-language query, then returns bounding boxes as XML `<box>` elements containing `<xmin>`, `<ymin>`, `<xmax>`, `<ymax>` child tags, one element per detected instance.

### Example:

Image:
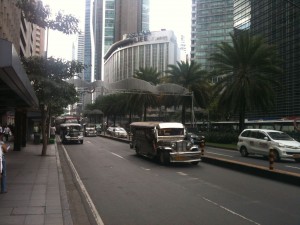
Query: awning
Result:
<box><xmin>0</xmin><ymin>39</ymin><xmax>38</xmax><ymax>113</ymax></box>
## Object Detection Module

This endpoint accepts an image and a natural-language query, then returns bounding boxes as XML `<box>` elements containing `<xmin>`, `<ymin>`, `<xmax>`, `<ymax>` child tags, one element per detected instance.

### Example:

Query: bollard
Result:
<box><xmin>200</xmin><ymin>136</ymin><xmax>205</xmax><ymax>156</ymax></box>
<box><xmin>269</xmin><ymin>149</ymin><xmax>274</xmax><ymax>170</ymax></box>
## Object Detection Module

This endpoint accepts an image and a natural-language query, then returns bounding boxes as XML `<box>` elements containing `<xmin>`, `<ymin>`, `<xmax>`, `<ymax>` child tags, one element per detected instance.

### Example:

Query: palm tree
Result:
<box><xmin>129</xmin><ymin>91</ymin><xmax>159</xmax><ymax>121</ymax></box>
<box><xmin>164</xmin><ymin>60</ymin><xmax>210</xmax><ymax>125</ymax></box>
<box><xmin>134</xmin><ymin>67</ymin><xmax>161</xmax><ymax>85</ymax></box>
<box><xmin>210</xmin><ymin>31</ymin><xmax>282</xmax><ymax>132</ymax></box>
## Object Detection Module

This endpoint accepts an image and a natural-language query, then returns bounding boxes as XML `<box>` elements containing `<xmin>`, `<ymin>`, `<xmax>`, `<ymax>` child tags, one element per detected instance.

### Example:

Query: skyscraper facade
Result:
<box><xmin>234</xmin><ymin>0</ymin><xmax>300</xmax><ymax>119</ymax></box>
<box><xmin>191</xmin><ymin>0</ymin><xmax>234</xmax><ymax>70</ymax></box>
<box><xmin>82</xmin><ymin>0</ymin><xmax>149</xmax><ymax>82</ymax></box>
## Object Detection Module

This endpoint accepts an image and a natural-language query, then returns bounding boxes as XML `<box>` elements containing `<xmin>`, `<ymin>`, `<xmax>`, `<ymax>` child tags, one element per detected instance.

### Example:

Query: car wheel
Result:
<box><xmin>295</xmin><ymin>158</ymin><xmax>300</xmax><ymax>162</ymax></box>
<box><xmin>191</xmin><ymin>161</ymin><xmax>199</xmax><ymax>165</ymax></box>
<box><xmin>240</xmin><ymin>146</ymin><xmax>249</xmax><ymax>157</ymax></box>
<box><xmin>80</xmin><ymin>140</ymin><xmax>83</xmax><ymax>144</ymax></box>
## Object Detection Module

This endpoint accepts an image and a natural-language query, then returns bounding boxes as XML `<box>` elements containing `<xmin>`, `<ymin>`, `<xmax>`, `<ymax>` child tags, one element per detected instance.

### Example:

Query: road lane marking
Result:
<box><xmin>285</xmin><ymin>165</ymin><xmax>300</xmax><ymax>170</ymax></box>
<box><xmin>177</xmin><ymin>172</ymin><xmax>188</xmax><ymax>176</ymax></box>
<box><xmin>207</xmin><ymin>152</ymin><xmax>234</xmax><ymax>158</ymax></box>
<box><xmin>62</xmin><ymin>144</ymin><xmax>105</xmax><ymax>225</ymax></box>
<box><xmin>111</xmin><ymin>152</ymin><xmax>124</xmax><ymax>159</ymax></box>
<box><xmin>141</xmin><ymin>167</ymin><xmax>151</xmax><ymax>171</ymax></box>
<box><xmin>202</xmin><ymin>197</ymin><xmax>261</xmax><ymax>225</ymax></box>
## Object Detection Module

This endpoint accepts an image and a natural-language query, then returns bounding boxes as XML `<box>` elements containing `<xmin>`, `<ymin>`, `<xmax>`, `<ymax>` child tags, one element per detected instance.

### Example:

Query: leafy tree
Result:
<box><xmin>134</xmin><ymin>67</ymin><xmax>161</xmax><ymax>85</ymax></box>
<box><xmin>22</xmin><ymin>56</ymin><xmax>85</xmax><ymax>155</ymax></box>
<box><xmin>16</xmin><ymin>0</ymin><xmax>80</xmax><ymax>34</ymax></box>
<box><xmin>164</xmin><ymin>60</ymin><xmax>211</xmax><ymax>125</ymax></box>
<box><xmin>210</xmin><ymin>31</ymin><xmax>282</xmax><ymax>132</ymax></box>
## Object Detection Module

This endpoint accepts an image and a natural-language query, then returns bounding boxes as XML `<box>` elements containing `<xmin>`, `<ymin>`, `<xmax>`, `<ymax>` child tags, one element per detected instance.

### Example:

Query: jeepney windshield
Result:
<box><xmin>157</xmin><ymin>128</ymin><xmax>184</xmax><ymax>136</ymax></box>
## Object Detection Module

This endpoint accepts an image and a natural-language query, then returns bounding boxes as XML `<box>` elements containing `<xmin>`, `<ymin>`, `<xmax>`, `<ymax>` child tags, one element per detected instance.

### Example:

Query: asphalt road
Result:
<box><xmin>62</xmin><ymin>136</ymin><xmax>300</xmax><ymax>225</ymax></box>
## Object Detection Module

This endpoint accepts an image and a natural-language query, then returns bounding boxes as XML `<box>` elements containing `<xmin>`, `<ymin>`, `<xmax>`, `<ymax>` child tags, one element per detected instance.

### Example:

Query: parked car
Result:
<box><xmin>112</xmin><ymin>127</ymin><xmax>128</xmax><ymax>138</ymax></box>
<box><xmin>237</xmin><ymin>129</ymin><xmax>300</xmax><ymax>162</ymax></box>
<box><xmin>107</xmin><ymin>126</ymin><xmax>127</xmax><ymax>138</ymax></box>
<box><xmin>106</xmin><ymin>126</ymin><xmax>117</xmax><ymax>135</ymax></box>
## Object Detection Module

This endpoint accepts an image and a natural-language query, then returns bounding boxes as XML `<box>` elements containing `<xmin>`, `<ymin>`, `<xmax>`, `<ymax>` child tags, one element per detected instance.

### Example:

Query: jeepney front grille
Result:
<box><xmin>176</xmin><ymin>141</ymin><xmax>187</xmax><ymax>152</ymax></box>
<box><xmin>69</xmin><ymin>131</ymin><xmax>79</xmax><ymax>137</ymax></box>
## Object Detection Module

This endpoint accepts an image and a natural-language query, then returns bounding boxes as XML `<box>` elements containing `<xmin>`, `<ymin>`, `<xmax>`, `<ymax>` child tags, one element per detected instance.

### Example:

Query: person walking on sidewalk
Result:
<box><xmin>3</xmin><ymin>125</ymin><xmax>11</xmax><ymax>142</ymax></box>
<box><xmin>0</xmin><ymin>141</ymin><xmax>8</xmax><ymax>194</ymax></box>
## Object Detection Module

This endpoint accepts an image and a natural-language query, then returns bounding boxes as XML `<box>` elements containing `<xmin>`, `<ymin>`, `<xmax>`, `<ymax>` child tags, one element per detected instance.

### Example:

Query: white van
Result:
<box><xmin>237</xmin><ymin>129</ymin><xmax>300</xmax><ymax>162</ymax></box>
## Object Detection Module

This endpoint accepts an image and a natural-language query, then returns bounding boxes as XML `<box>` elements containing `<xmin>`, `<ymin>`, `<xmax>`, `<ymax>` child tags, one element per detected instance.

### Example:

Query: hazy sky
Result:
<box><xmin>42</xmin><ymin>0</ymin><xmax>191</xmax><ymax>60</ymax></box>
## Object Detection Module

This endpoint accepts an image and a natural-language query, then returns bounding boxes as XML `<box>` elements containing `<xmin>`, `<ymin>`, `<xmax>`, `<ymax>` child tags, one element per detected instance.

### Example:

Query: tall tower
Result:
<box><xmin>191</xmin><ymin>0</ymin><xmax>234</xmax><ymax>70</ymax></box>
<box><xmin>233</xmin><ymin>0</ymin><xmax>300</xmax><ymax>119</ymax></box>
<box><xmin>82</xmin><ymin>0</ymin><xmax>149</xmax><ymax>82</ymax></box>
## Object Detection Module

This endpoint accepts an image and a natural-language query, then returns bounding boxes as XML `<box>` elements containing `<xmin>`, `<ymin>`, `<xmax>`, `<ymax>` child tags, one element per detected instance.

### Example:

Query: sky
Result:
<box><xmin>42</xmin><ymin>0</ymin><xmax>191</xmax><ymax>60</ymax></box>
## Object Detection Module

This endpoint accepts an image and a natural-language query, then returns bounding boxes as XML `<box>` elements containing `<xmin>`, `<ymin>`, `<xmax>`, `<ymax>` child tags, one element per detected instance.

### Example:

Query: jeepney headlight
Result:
<box><xmin>171</xmin><ymin>142</ymin><xmax>176</xmax><ymax>149</ymax></box>
<box><xmin>187</xmin><ymin>142</ymin><xmax>192</xmax><ymax>148</ymax></box>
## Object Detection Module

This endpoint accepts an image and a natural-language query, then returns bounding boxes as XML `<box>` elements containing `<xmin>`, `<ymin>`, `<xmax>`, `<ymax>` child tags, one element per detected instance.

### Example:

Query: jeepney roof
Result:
<box><xmin>130</xmin><ymin>122</ymin><xmax>184</xmax><ymax>129</ymax></box>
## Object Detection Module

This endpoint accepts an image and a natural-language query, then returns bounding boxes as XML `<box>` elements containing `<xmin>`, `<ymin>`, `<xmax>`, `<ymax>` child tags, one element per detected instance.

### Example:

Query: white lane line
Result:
<box><xmin>285</xmin><ymin>165</ymin><xmax>300</xmax><ymax>170</ymax></box>
<box><xmin>62</xmin><ymin>145</ymin><xmax>105</xmax><ymax>225</ymax></box>
<box><xmin>177</xmin><ymin>172</ymin><xmax>188</xmax><ymax>176</ymax></box>
<box><xmin>141</xmin><ymin>167</ymin><xmax>151</xmax><ymax>171</ymax></box>
<box><xmin>202</xmin><ymin>197</ymin><xmax>261</xmax><ymax>225</ymax></box>
<box><xmin>111</xmin><ymin>152</ymin><xmax>124</xmax><ymax>159</ymax></box>
<box><xmin>207</xmin><ymin>152</ymin><xmax>234</xmax><ymax>158</ymax></box>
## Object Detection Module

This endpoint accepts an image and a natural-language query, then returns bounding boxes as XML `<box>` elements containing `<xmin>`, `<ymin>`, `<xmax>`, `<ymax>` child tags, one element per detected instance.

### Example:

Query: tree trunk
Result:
<box><xmin>41</xmin><ymin>107</ymin><xmax>48</xmax><ymax>156</ymax></box>
<box><xmin>239</xmin><ymin>103</ymin><xmax>246</xmax><ymax>133</ymax></box>
<box><xmin>143</xmin><ymin>104</ymin><xmax>147</xmax><ymax>121</ymax></box>
<box><xmin>181</xmin><ymin>103</ymin><xmax>186</xmax><ymax>125</ymax></box>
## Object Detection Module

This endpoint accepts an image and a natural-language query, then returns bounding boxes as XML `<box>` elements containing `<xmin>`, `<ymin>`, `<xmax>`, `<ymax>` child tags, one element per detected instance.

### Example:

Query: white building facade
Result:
<box><xmin>104</xmin><ymin>30</ymin><xmax>180</xmax><ymax>83</ymax></box>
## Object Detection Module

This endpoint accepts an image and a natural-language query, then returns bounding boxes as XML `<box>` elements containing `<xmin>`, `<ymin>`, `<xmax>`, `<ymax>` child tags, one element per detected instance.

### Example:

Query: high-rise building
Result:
<box><xmin>233</xmin><ymin>0</ymin><xmax>300</xmax><ymax>119</ymax></box>
<box><xmin>191</xmin><ymin>0</ymin><xmax>234</xmax><ymax>70</ymax></box>
<box><xmin>0</xmin><ymin>0</ymin><xmax>45</xmax><ymax>57</ymax></box>
<box><xmin>104</xmin><ymin>30</ymin><xmax>180</xmax><ymax>83</ymax></box>
<box><xmin>82</xmin><ymin>0</ymin><xmax>149</xmax><ymax>82</ymax></box>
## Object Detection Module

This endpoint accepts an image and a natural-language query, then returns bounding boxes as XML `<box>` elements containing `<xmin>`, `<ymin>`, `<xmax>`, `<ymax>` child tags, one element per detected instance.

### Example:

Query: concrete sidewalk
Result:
<box><xmin>0</xmin><ymin>140</ymin><xmax>72</xmax><ymax>225</ymax></box>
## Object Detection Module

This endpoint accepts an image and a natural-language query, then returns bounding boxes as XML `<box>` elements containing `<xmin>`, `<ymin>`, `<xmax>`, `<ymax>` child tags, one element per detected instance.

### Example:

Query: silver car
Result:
<box><xmin>237</xmin><ymin>129</ymin><xmax>300</xmax><ymax>162</ymax></box>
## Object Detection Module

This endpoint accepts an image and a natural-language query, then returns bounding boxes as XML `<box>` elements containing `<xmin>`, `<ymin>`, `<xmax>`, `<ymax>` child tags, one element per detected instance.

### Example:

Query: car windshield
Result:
<box><xmin>267</xmin><ymin>132</ymin><xmax>294</xmax><ymax>141</ymax></box>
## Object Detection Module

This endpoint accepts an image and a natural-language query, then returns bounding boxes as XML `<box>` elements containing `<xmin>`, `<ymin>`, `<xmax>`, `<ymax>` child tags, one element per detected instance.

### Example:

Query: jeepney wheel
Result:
<box><xmin>159</xmin><ymin>151</ymin><xmax>170</xmax><ymax>165</ymax></box>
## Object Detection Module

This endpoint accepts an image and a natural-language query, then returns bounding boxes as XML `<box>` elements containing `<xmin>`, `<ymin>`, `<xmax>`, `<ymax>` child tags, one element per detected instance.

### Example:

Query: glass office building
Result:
<box><xmin>234</xmin><ymin>0</ymin><xmax>300</xmax><ymax>119</ymax></box>
<box><xmin>191</xmin><ymin>0</ymin><xmax>234</xmax><ymax>70</ymax></box>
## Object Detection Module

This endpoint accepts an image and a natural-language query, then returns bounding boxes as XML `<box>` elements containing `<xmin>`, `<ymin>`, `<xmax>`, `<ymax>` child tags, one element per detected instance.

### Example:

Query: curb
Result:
<box><xmin>54</xmin><ymin>138</ymin><xmax>74</xmax><ymax>225</ymax></box>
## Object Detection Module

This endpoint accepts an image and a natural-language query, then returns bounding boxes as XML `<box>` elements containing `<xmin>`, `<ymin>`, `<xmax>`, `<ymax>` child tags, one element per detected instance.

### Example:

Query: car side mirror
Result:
<box><xmin>264</xmin><ymin>137</ymin><xmax>269</xmax><ymax>141</ymax></box>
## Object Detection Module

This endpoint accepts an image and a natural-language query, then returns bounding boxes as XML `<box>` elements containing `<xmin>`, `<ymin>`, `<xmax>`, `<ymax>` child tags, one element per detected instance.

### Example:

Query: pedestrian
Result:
<box><xmin>3</xmin><ymin>125</ymin><xmax>11</xmax><ymax>142</ymax></box>
<box><xmin>50</xmin><ymin>125</ymin><xmax>56</xmax><ymax>138</ymax></box>
<box><xmin>0</xmin><ymin>124</ymin><xmax>3</xmax><ymax>141</ymax></box>
<box><xmin>0</xmin><ymin>141</ymin><xmax>8</xmax><ymax>194</ymax></box>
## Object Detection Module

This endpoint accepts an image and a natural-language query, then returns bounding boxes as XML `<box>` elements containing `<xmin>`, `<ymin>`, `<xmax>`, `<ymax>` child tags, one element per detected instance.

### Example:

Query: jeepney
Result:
<box><xmin>130</xmin><ymin>122</ymin><xmax>203</xmax><ymax>165</ymax></box>
<box><xmin>60</xmin><ymin>123</ymin><xmax>84</xmax><ymax>144</ymax></box>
